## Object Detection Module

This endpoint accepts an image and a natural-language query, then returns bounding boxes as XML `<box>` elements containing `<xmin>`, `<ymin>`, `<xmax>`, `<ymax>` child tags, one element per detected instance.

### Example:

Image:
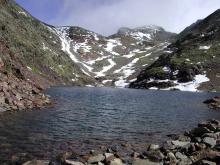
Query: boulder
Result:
<box><xmin>190</xmin><ymin>127</ymin><xmax>211</xmax><ymax>137</ymax></box>
<box><xmin>148</xmin><ymin>144</ymin><xmax>160</xmax><ymax>151</ymax></box>
<box><xmin>166</xmin><ymin>152</ymin><xmax>178</xmax><ymax>164</ymax></box>
<box><xmin>131</xmin><ymin>152</ymin><xmax>140</xmax><ymax>159</ymax></box>
<box><xmin>181</xmin><ymin>143</ymin><xmax>196</xmax><ymax>154</ymax></box>
<box><xmin>171</xmin><ymin>140</ymin><xmax>190</xmax><ymax>148</ymax></box>
<box><xmin>87</xmin><ymin>154</ymin><xmax>105</xmax><ymax>164</ymax></box>
<box><xmin>104</xmin><ymin>153</ymin><xmax>114</xmax><ymax>161</ymax></box>
<box><xmin>65</xmin><ymin>160</ymin><xmax>84</xmax><ymax>165</ymax></box>
<box><xmin>110</xmin><ymin>158</ymin><xmax>124</xmax><ymax>165</ymax></box>
<box><xmin>203</xmin><ymin>137</ymin><xmax>216</xmax><ymax>147</ymax></box>
<box><xmin>201</xmin><ymin>160</ymin><xmax>217</xmax><ymax>165</ymax></box>
<box><xmin>143</xmin><ymin>151</ymin><xmax>164</xmax><ymax>162</ymax></box>
<box><xmin>22</xmin><ymin>160</ymin><xmax>49</xmax><ymax>165</ymax></box>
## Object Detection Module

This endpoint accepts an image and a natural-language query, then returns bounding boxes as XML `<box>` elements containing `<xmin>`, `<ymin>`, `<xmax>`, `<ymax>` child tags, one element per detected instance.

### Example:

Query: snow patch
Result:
<box><xmin>114</xmin><ymin>58</ymin><xmax>139</xmax><ymax>87</ymax></box>
<box><xmin>27</xmin><ymin>66</ymin><xmax>32</xmax><ymax>71</ymax></box>
<box><xmin>94</xmin><ymin>59</ymin><xmax>116</xmax><ymax>77</ymax></box>
<box><xmin>105</xmin><ymin>39</ymin><xmax>122</xmax><ymax>55</ymax></box>
<box><xmin>18</xmin><ymin>11</ymin><xmax>28</xmax><ymax>17</ymax></box>
<box><xmin>163</xmin><ymin>66</ymin><xmax>171</xmax><ymax>73</ymax></box>
<box><xmin>199</xmin><ymin>45</ymin><xmax>211</xmax><ymax>50</ymax></box>
<box><xmin>54</xmin><ymin>27</ymin><xmax>93</xmax><ymax>76</ymax></box>
<box><xmin>167</xmin><ymin>74</ymin><xmax>209</xmax><ymax>92</ymax></box>
<box><xmin>102</xmin><ymin>80</ymin><xmax>112</xmax><ymax>84</ymax></box>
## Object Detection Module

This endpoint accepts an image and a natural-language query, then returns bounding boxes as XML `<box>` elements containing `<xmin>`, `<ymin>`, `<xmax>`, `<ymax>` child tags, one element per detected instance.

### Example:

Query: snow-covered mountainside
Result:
<box><xmin>130</xmin><ymin>9</ymin><xmax>220</xmax><ymax>92</ymax></box>
<box><xmin>51</xmin><ymin>25</ymin><xmax>175</xmax><ymax>87</ymax></box>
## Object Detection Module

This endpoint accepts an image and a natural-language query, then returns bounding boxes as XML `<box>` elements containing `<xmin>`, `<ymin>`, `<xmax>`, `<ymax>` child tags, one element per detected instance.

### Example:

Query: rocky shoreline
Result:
<box><xmin>0</xmin><ymin>55</ymin><xmax>51</xmax><ymax>111</ymax></box>
<box><xmin>4</xmin><ymin>119</ymin><xmax>220</xmax><ymax>165</ymax></box>
<box><xmin>204</xmin><ymin>97</ymin><xmax>220</xmax><ymax>110</ymax></box>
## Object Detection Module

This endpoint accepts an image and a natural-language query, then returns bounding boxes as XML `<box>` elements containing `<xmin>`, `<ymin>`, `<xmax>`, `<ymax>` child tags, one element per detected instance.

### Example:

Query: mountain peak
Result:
<box><xmin>117</xmin><ymin>25</ymin><xmax>164</xmax><ymax>35</ymax></box>
<box><xmin>134</xmin><ymin>25</ymin><xmax>164</xmax><ymax>31</ymax></box>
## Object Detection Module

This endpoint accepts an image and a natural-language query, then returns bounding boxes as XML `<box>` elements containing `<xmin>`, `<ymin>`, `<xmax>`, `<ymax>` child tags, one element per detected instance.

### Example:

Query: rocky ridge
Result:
<box><xmin>130</xmin><ymin>9</ymin><xmax>220</xmax><ymax>92</ymax></box>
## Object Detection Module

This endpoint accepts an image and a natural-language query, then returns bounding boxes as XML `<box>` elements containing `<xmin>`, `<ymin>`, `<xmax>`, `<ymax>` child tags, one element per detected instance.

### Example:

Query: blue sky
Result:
<box><xmin>15</xmin><ymin>0</ymin><xmax>220</xmax><ymax>36</ymax></box>
<box><xmin>15</xmin><ymin>0</ymin><xmax>62</xmax><ymax>23</ymax></box>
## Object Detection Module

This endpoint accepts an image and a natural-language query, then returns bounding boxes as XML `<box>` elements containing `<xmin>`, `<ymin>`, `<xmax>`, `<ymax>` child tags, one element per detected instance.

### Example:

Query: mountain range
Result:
<box><xmin>0</xmin><ymin>0</ymin><xmax>220</xmax><ymax>110</ymax></box>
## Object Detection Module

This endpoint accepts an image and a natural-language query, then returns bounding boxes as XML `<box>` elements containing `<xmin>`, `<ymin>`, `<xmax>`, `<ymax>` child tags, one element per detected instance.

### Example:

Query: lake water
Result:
<box><xmin>0</xmin><ymin>87</ymin><xmax>220</xmax><ymax>161</ymax></box>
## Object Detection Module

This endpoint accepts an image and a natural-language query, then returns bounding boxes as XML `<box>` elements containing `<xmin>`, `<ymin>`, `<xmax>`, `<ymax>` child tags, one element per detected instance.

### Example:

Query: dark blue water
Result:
<box><xmin>0</xmin><ymin>87</ymin><xmax>220</xmax><ymax>161</ymax></box>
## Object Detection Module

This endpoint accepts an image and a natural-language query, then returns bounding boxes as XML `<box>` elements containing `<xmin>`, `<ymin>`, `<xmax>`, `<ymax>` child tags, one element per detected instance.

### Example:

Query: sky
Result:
<box><xmin>15</xmin><ymin>0</ymin><xmax>220</xmax><ymax>36</ymax></box>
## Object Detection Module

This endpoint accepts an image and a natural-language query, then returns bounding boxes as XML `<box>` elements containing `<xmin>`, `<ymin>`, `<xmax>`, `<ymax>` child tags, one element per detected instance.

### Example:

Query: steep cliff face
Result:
<box><xmin>130</xmin><ymin>9</ymin><xmax>220</xmax><ymax>92</ymax></box>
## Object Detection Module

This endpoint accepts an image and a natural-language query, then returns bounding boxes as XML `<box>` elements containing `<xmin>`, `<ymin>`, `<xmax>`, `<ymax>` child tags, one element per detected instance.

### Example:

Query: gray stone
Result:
<box><xmin>177</xmin><ymin>158</ymin><xmax>192</xmax><ymax>165</ymax></box>
<box><xmin>171</xmin><ymin>140</ymin><xmax>190</xmax><ymax>148</ymax></box>
<box><xmin>22</xmin><ymin>160</ymin><xmax>48</xmax><ymax>165</ymax></box>
<box><xmin>191</xmin><ymin>127</ymin><xmax>211</xmax><ymax>137</ymax></box>
<box><xmin>144</xmin><ymin>151</ymin><xmax>164</xmax><ymax>162</ymax></box>
<box><xmin>167</xmin><ymin>152</ymin><xmax>176</xmax><ymax>160</ymax></box>
<box><xmin>110</xmin><ymin>158</ymin><xmax>124</xmax><ymax>165</ymax></box>
<box><xmin>201</xmin><ymin>160</ymin><xmax>216</xmax><ymax>165</ymax></box>
<box><xmin>175</xmin><ymin>152</ymin><xmax>188</xmax><ymax>160</ymax></box>
<box><xmin>203</xmin><ymin>133</ymin><xmax>218</xmax><ymax>139</ymax></box>
<box><xmin>148</xmin><ymin>144</ymin><xmax>160</xmax><ymax>151</ymax></box>
<box><xmin>203</xmin><ymin>137</ymin><xmax>216</xmax><ymax>147</ymax></box>
<box><xmin>65</xmin><ymin>160</ymin><xmax>84</xmax><ymax>165</ymax></box>
<box><xmin>131</xmin><ymin>152</ymin><xmax>140</xmax><ymax>159</ymax></box>
<box><xmin>98</xmin><ymin>162</ymin><xmax>105</xmax><ymax>165</ymax></box>
<box><xmin>132</xmin><ymin>159</ymin><xmax>162</xmax><ymax>165</ymax></box>
<box><xmin>104</xmin><ymin>153</ymin><xmax>114</xmax><ymax>161</ymax></box>
<box><xmin>195</xmin><ymin>137</ymin><xmax>202</xmax><ymax>143</ymax></box>
<box><xmin>87</xmin><ymin>154</ymin><xmax>105</xmax><ymax>164</ymax></box>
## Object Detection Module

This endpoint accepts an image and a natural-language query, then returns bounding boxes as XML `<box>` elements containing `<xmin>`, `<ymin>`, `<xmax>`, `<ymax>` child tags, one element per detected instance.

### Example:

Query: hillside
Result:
<box><xmin>0</xmin><ymin>0</ymin><xmax>175</xmax><ymax>110</ymax></box>
<box><xmin>53</xmin><ymin>25</ymin><xmax>175</xmax><ymax>87</ymax></box>
<box><xmin>130</xmin><ymin>9</ymin><xmax>220</xmax><ymax>92</ymax></box>
<box><xmin>0</xmin><ymin>0</ymin><xmax>95</xmax><ymax>87</ymax></box>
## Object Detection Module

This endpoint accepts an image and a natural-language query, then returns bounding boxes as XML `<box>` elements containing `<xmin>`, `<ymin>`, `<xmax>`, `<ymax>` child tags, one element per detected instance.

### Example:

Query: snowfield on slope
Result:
<box><xmin>149</xmin><ymin>74</ymin><xmax>210</xmax><ymax>92</ymax></box>
<box><xmin>50</xmin><ymin>25</ymin><xmax>174</xmax><ymax>88</ymax></box>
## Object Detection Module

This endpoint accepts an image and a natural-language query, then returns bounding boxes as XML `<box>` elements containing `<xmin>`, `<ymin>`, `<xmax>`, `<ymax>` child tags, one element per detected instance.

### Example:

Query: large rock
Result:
<box><xmin>22</xmin><ymin>160</ymin><xmax>49</xmax><ymax>165</ymax></box>
<box><xmin>148</xmin><ymin>144</ymin><xmax>160</xmax><ymax>151</ymax></box>
<box><xmin>104</xmin><ymin>153</ymin><xmax>114</xmax><ymax>161</ymax></box>
<box><xmin>171</xmin><ymin>140</ymin><xmax>190</xmax><ymax>148</ymax></box>
<box><xmin>65</xmin><ymin>160</ymin><xmax>84</xmax><ymax>165</ymax></box>
<box><xmin>87</xmin><ymin>154</ymin><xmax>105</xmax><ymax>164</ymax></box>
<box><xmin>143</xmin><ymin>151</ymin><xmax>164</xmax><ymax>162</ymax></box>
<box><xmin>201</xmin><ymin>160</ymin><xmax>217</xmax><ymax>165</ymax></box>
<box><xmin>175</xmin><ymin>152</ymin><xmax>188</xmax><ymax>160</ymax></box>
<box><xmin>110</xmin><ymin>158</ymin><xmax>124</xmax><ymax>165</ymax></box>
<box><xmin>203</xmin><ymin>137</ymin><xmax>216</xmax><ymax>147</ymax></box>
<box><xmin>190</xmin><ymin>127</ymin><xmax>211</xmax><ymax>137</ymax></box>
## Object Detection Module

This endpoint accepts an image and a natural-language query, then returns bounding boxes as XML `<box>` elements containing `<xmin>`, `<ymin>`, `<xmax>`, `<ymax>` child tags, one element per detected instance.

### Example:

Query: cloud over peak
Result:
<box><xmin>17</xmin><ymin>0</ymin><xmax>220</xmax><ymax>36</ymax></box>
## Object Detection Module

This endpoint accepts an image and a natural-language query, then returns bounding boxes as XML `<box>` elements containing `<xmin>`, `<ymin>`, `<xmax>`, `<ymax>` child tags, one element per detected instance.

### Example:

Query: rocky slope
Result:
<box><xmin>130</xmin><ymin>9</ymin><xmax>220</xmax><ymax>92</ymax></box>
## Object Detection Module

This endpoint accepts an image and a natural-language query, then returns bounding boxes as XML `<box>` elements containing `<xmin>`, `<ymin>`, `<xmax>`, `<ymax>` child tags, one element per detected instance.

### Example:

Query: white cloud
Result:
<box><xmin>49</xmin><ymin>0</ymin><xmax>220</xmax><ymax>36</ymax></box>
